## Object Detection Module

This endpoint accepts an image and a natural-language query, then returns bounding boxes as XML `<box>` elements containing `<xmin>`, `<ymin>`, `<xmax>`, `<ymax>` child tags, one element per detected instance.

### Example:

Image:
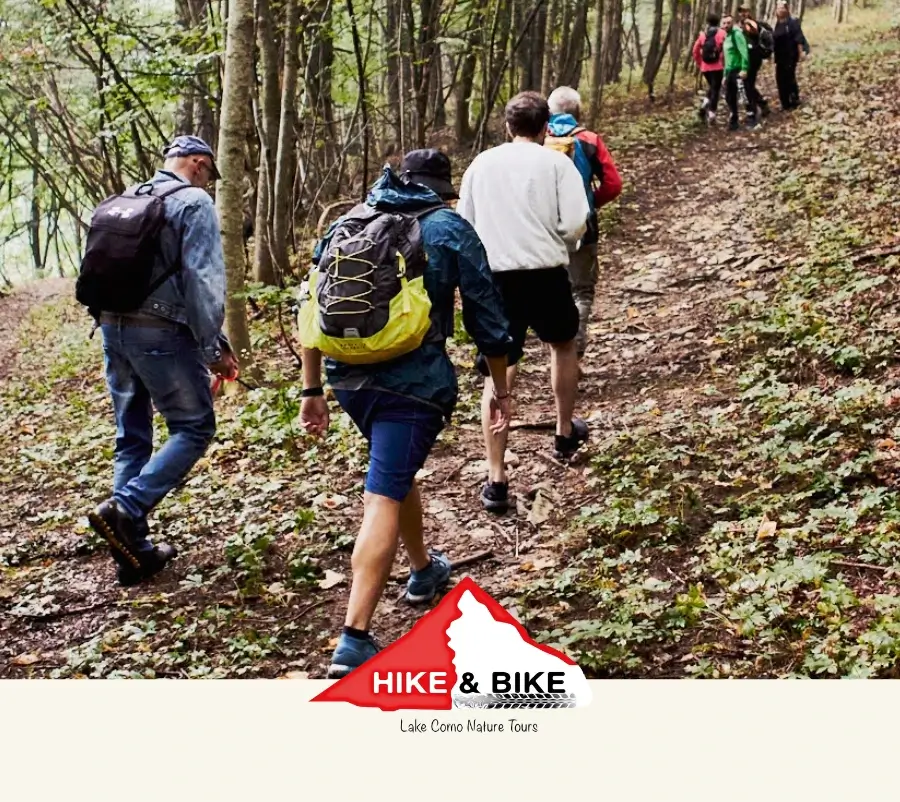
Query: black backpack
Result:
<box><xmin>701</xmin><ymin>26</ymin><xmax>721</xmax><ymax>64</ymax></box>
<box><xmin>757</xmin><ymin>21</ymin><xmax>775</xmax><ymax>58</ymax></box>
<box><xmin>75</xmin><ymin>181</ymin><xmax>192</xmax><ymax>318</ymax></box>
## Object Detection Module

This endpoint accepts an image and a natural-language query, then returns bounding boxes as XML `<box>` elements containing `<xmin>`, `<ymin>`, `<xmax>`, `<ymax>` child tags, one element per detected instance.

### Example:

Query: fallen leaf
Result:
<box><xmin>10</xmin><ymin>653</ymin><xmax>40</xmax><ymax>666</ymax></box>
<box><xmin>756</xmin><ymin>516</ymin><xmax>777</xmax><ymax>540</ymax></box>
<box><xmin>877</xmin><ymin>439</ymin><xmax>897</xmax><ymax>450</ymax></box>
<box><xmin>318</xmin><ymin>570</ymin><xmax>345</xmax><ymax>590</ymax></box>
<box><xmin>527</xmin><ymin>490</ymin><xmax>553</xmax><ymax>526</ymax></box>
<box><xmin>280</xmin><ymin>671</ymin><xmax>310</xmax><ymax>680</ymax></box>
<box><xmin>312</xmin><ymin>493</ymin><xmax>349</xmax><ymax>510</ymax></box>
<box><xmin>415</xmin><ymin>468</ymin><xmax>434</xmax><ymax>480</ymax></box>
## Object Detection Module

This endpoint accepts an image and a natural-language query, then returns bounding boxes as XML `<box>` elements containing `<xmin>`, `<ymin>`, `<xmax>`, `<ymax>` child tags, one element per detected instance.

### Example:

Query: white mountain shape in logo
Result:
<box><xmin>446</xmin><ymin>589</ymin><xmax>592</xmax><ymax>708</ymax></box>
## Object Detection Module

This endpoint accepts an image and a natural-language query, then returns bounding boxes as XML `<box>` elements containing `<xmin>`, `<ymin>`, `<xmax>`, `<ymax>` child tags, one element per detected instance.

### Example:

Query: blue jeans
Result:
<box><xmin>101</xmin><ymin>320</ymin><xmax>216</xmax><ymax>543</ymax></box>
<box><xmin>333</xmin><ymin>390</ymin><xmax>444</xmax><ymax>503</ymax></box>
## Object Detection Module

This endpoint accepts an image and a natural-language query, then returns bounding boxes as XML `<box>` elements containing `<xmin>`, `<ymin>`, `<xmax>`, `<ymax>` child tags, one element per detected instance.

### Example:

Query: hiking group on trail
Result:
<box><xmin>74</xmin><ymin>85</ymin><xmax>621</xmax><ymax>677</ymax></box>
<box><xmin>693</xmin><ymin>1</ymin><xmax>809</xmax><ymax>130</ymax></box>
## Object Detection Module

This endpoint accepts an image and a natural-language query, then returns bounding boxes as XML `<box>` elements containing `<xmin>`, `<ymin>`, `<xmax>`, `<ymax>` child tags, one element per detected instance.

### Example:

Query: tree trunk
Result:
<box><xmin>27</xmin><ymin>108</ymin><xmax>42</xmax><ymax>276</ymax></box>
<box><xmin>603</xmin><ymin>0</ymin><xmax>624</xmax><ymax>83</ymax></box>
<box><xmin>384</xmin><ymin>0</ymin><xmax>403</xmax><ymax>151</ymax></box>
<box><xmin>454</xmin><ymin>5</ymin><xmax>483</xmax><ymax>143</ymax></box>
<box><xmin>541</xmin><ymin>0</ymin><xmax>559</xmax><ymax>94</ymax></box>
<box><xmin>642</xmin><ymin>0</ymin><xmax>666</xmax><ymax>97</ymax></box>
<box><xmin>271</xmin><ymin>0</ymin><xmax>299</xmax><ymax>280</ymax></box>
<box><xmin>587</xmin><ymin>0</ymin><xmax>605</xmax><ymax>127</ymax></box>
<box><xmin>306</xmin><ymin>0</ymin><xmax>337</xmax><ymax>198</ymax></box>
<box><xmin>559</xmin><ymin>0</ymin><xmax>590</xmax><ymax>88</ymax></box>
<box><xmin>252</xmin><ymin>0</ymin><xmax>280</xmax><ymax>285</ymax></box>
<box><xmin>216</xmin><ymin>0</ymin><xmax>255</xmax><ymax>374</ymax></box>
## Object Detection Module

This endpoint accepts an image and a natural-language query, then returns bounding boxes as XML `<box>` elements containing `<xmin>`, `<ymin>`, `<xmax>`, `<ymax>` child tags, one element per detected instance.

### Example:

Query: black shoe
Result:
<box><xmin>88</xmin><ymin>499</ymin><xmax>177</xmax><ymax>585</ymax></box>
<box><xmin>481</xmin><ymin>481</ymin><xmax>509</xmax><ymax>515</ymax></box>
<box><xmin>728</xmin><ymin>118</ymin><xmax>739</xmax><ymax>131</ymax></box>
<box><xmin>554</xmin><ymin>418</ymin><xmax>589</xmax><ymax>460</ymax></box>
<box><xmin>759</xmin><ymin>100</ymin><xmax>771</xmax><ymax>118</ymax></box>
<box><xmin>116</xmin><ymin>544</ymin><xmax>178</xmax><ymax>587</ymax></box>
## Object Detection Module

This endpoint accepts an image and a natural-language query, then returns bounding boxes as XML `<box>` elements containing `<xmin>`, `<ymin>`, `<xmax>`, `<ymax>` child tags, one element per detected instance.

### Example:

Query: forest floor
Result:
<box><xmin>3</xmin><ymin>11</ymin><xmax>900</xmax><ymax>679</ymax></box>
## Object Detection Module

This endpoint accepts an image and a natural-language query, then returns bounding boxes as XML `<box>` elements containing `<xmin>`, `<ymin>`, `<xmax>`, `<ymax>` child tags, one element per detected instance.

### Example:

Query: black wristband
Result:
<box><xmin>301</xmin><ymin>386</ymin><xmax>324</xmax><ymax>397</ymax></box>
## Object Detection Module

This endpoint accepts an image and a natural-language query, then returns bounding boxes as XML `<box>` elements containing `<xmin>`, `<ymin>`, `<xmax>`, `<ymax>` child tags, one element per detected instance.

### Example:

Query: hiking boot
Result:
<box><xmin>746</xmin><ymin>116</ymin><xmax>758</xmax><ymax>129</ymax></box>
<box><xmin>405</xmin><ymin>550</ymin><xmax>452</xmax><ymax>604</ymax></box>
<box><xmin>481</xmin><ymin>481</ymin><xmax>509</xmax><ymax>515</ymax></box>
<box><xmin>554</xmin><ymin>418</ymin><xmax>589</xmax><ymax>460</ymax></box>
<box><xmin>88</xmin><ymin>499</ymin><xmax>177</xmax><ymax>585</ymax></box>
<box><xmin>327</xmin><ymin>632</ymin><xmax>381</xmax><ymax>679</ymax></box>
<box><xmin>116</xmin><ymin>544</ymin><xmax>178</xmax><ymax>587</ymax></box>
<box><xmin>759</xmin><ymin>100</ymin><xmax>771</xmax><ymax>118</ymax></box>
<box><xmin>728</xmin><ymin>118</ymin><xmax>739</xmax><ymax>131</ymax></box>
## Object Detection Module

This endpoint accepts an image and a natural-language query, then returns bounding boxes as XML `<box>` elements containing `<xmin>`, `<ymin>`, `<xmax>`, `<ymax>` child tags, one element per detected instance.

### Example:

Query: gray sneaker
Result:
<box><xmin>405</xmin><ymin>550</ymin><xmax>452</xmax><ymax>604</ymax></box>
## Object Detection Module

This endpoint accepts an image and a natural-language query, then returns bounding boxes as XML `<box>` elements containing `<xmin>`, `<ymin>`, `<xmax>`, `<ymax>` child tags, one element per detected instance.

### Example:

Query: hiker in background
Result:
<box><xmin>82</xmin><ymin>136</ymin><xmax>236</xmax><ymax>587</ymax></box>
<box><xmin>773</xmin><ymin>0</ymin><xmax>807</xmax><ymax>110</ymax></box>
<box><xmin>299</xmin><ymin>150</ymin><xmax>513</xmax><ymax>679</ymax></box>
<box><xmin>738</xmin><ymin>5</ymin><xmax>774</xmax><ymax>124</ymax></box>
<box><xmin>546</xmin><ymin>86</ymin><xmax>623</xmax><ymax>357</ymax></box>
<box><xmin>457</xmin><ymin>91</ymin><xmax>590</xmax><ymax>516</ymax></box>
<box><xmin>722</xmin><ymin>13</ymin><xmax>751</xmax><ymax>131</ymax></box>
<box><xmin>692</xmin><ymin>13</ymin><xmax>727</xmax><ymax>126</ymax></box>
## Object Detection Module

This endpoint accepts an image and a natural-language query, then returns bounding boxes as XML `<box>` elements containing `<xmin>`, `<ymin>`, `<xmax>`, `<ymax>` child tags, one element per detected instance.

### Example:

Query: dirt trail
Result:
<box><xmin>0</xmin><ymin>84</ymin><xmax>803</xmax><ymax>678</ymax></box>
<box><xmin>0</xmin><ymin>279</ymin><xmax>70</xmax><ymax>382</ymax></box>
<box><xmin>357</xmin><ymin>105</ymin><xmax>800</xmax><ymax>672</ymax></box>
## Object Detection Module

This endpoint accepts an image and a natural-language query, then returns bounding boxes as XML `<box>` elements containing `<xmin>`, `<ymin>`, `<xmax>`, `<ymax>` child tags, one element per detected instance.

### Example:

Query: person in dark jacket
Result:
<box><xmin>547</xmin><ymin>86</ymin><xmax>623</xmax><ymax>357</ymax></box>
<box><xmin>300</xmin><ymin>151</ymin><xmax>513</xmax><ymax>679</ymax></box>
<box><xmin>738</xmin><ymin>5</ymin><xmax>772</xmax><ymax>123</ymax></box>
<box><xmin>773</xmin><ymin>0</ymin><xmax>807</xmax><ymax>110</ymax></box>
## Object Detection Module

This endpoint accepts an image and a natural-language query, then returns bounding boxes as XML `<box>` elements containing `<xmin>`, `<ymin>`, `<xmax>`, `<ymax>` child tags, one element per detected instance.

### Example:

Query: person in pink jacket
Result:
<box><xmin>692</xmin><ymin>13</ymin><xmax>727</xmax><ymax>125</ymax></box>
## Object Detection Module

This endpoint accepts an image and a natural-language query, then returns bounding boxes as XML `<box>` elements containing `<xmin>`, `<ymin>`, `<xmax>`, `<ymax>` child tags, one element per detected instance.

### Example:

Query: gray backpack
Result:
<box><xmin>299</xmin><ymin>203</ymin><xmax>442</xmax><ymax>364</ymax></box>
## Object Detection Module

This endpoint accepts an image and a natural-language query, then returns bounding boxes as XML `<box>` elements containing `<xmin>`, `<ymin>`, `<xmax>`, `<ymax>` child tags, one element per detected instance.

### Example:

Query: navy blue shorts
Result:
<box><xmin>333</xmin><ymin>389</ymin><xmax>445</xmax><ymax>503</ymax></box>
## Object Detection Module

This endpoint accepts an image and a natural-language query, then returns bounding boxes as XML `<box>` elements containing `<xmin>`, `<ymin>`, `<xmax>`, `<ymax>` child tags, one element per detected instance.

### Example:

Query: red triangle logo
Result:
<box><xmin>312</xmin><ymin>576</ymin><xmax>582</xmax><ymax>712</ymax></box>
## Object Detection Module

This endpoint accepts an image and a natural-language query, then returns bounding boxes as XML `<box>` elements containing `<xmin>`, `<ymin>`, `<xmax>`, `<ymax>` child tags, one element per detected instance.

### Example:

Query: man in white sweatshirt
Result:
<box><xmin>457</xmin><ymin>91</ymin><xmax>590</xmax><ymax>515</ymax></box>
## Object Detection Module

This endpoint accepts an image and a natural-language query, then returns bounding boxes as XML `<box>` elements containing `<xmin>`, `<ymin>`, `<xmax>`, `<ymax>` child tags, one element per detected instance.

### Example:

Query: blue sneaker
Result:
<box><xmin>327</xmin><ymin>632</ymin><xmax>381</xmax><ymax>679</ymax></box>
<box><xmin>405</xmin><ymin>550</ymin><xmax>452</xmax><ymax>604</ymax></box>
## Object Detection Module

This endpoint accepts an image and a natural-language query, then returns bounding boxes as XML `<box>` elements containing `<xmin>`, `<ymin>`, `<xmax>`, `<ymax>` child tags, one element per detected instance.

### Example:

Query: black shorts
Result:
<box><xmin>477</xmin><ymin>266</ymin><xmax>579</xmax><ymax>374</ymax></box>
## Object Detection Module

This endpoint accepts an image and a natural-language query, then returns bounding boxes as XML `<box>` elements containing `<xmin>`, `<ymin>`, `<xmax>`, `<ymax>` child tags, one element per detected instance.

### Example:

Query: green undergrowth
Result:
<box><xmin>519</xmin><ymin>31</ymin><xmax>900</xmax><ymax>678</ymax></box>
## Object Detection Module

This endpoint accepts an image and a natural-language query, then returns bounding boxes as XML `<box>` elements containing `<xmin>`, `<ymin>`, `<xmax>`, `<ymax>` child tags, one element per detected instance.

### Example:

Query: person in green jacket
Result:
<box><xmin>722</xmin><ymin>13</ymin><xmax>750</xmax><ymax>130</ymax></box>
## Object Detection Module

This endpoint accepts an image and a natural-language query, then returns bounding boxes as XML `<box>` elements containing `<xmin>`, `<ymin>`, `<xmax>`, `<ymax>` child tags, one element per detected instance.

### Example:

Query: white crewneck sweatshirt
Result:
<box><xmin>456</xmin><ymin>141</ymin><xmax>589</xmax><ymax>273</ymax></box>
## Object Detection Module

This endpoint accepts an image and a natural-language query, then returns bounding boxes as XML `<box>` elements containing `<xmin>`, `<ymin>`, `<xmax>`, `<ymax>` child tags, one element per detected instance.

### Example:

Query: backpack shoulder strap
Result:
<box><xmin>412</xmin><ymin>204</ymin><xmax>446</xmax><ymax>220</ymax></box>
<box><xmin>141</xmin><ymin>182</ymin><xmax>196</xmax><ymax>297</ymax></box>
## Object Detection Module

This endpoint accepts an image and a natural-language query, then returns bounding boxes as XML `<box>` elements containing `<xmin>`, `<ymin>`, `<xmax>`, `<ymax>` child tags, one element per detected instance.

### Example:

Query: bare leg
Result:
<box><xmin>481</xmin><ymin>365</ymin><xmax>518</xmax><ymax>483</ymax></box>
<box><xmin>344</xmin><ymin>492</ymin><xmax>401</xmax><ymax>631</ymax></box>
<box><xmin>550</xmin><ymin>339</ymin><xmax>579</xmax><ymax>438</ymax></box>
<box><xmin>398</xmin><ymin>480</ymin><xmax>429</xmax><ymax>572</ymax></box>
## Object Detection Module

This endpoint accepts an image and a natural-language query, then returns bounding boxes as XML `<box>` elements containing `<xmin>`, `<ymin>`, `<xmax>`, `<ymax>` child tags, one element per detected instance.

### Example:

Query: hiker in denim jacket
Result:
<box><xmin>87</xmin><ymin>136</ymin><xmax>237</xmax><ymax>587</ymax></box>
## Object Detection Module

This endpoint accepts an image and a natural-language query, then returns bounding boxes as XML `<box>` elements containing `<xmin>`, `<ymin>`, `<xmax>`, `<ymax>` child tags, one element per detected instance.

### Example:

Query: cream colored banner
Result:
<box><xmin>0</xmin><ymin>680</ymin><xmax>894</xmax><ymax>800</ymax></box>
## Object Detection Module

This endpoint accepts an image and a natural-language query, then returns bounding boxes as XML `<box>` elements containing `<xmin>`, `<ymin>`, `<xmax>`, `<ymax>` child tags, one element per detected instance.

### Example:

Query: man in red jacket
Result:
<box><xmin>547</xmin><ymin>86</ymin><xmax>623</xmax><ymax>356</ymax></box>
